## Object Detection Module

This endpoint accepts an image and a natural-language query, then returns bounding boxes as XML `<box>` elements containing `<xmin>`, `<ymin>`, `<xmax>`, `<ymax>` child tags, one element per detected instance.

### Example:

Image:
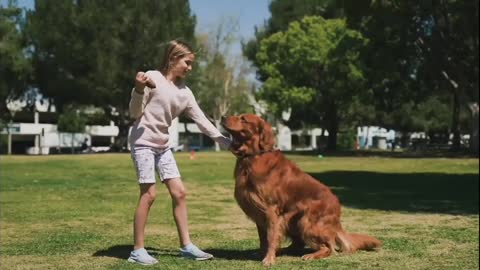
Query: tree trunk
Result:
<box><xmin>469</xmin><ymin>103</ymin><xmax>479</xmax><ymax>155</ymax></box>
<box><xmin>71</xmin><ymin>133</ymin><xmax>75</xmax><ymax>154</ymax></box>
<box><xmin>113</xmin><ymin>112</ymin><xmax>131</xmax><ymax>152</ymax></box>
<box><xmin>326</xmin><ymin>102</ymin><xmax>338</xmax><ymax>151</ymax></box>
<box><xmin>451</xmin><ymin>89</ymin><xmax>461</xmax><ymax>151</ymax></box>
<box><xmin>118</xmin><ymin>124</ymin><xmax>131</xmax><ymax>151</ymax></box>
<box><xmin>183</xmin><ymin>121</ymin><xmax>191</xmax><ymax>152</ymax></box>
<box><xmin>214</xmin><ymin>119</ymin><xmax>221</xmax><ymax>152</ymax></box>
<box><xmin>400</xmin><ymin>132</ymin><xmax>410</xmax><ymax>149</ymax></box>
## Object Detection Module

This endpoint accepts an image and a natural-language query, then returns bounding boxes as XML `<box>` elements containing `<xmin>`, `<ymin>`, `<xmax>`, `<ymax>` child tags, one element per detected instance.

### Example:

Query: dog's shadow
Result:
<box><xmin>204</xmin><ymin>247</ymin><xmax>314</xmax><ymax>261</ymax></box>
<box><xmin>93</xmin><ymin>245</ymin><xmax>308</xmax><ymax>261</ymax></box>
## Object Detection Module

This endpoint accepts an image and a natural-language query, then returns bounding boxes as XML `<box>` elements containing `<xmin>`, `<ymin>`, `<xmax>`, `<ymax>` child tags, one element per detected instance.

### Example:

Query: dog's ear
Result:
<box><xmin>259</xmin><ymin>121</ymin><xmax>275</xmax><ymax>150</ymax></box>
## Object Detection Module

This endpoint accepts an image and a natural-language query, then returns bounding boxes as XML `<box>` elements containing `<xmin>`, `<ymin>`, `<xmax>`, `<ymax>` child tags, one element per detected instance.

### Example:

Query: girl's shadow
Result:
<box><xmin>93</xmin><ymin>245</ymin><xmax>304</xmax><ymax>261</ymax></box>
<box><xmin>93</xmin><ymin>245</ymin><xmax>263</xmax><ymax>261</ymax></box>
<box><xmin>93</xmin><ymin>245</ymin><xmax>176</xmax><ymax>259</ymax></box>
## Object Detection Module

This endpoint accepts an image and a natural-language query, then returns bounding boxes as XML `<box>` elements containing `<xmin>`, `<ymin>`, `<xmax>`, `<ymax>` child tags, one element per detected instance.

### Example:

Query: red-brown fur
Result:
<box><xmin>222</xmin><ymin>114</ymin><xmax>381</xmax><ymax>266</ymax></box>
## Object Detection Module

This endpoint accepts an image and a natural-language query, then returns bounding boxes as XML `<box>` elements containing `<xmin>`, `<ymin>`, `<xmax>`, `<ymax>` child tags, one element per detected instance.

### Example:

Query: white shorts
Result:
<box><xmin>131</xmin><ymin>146</ymin><xmax>181</xmax><ymax>184</ymax></box>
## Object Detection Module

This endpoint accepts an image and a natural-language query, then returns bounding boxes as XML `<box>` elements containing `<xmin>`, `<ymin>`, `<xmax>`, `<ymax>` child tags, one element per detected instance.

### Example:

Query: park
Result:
<box><xmin>1</xmin><ymin>153</ymin><xmax>478</xmax><ymax>269</ymax></box>
<box><xmin>1</xmin><ymin>0</ymin><xmax>479</xmax><ymax>269</ymax></box>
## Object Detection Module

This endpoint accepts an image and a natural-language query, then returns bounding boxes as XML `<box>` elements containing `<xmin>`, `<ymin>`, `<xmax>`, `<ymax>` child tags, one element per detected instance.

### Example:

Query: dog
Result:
<box><xmin>221</xmin><ymin>114</ymin><xmax>381</xmax><ymax>266</ymax></box>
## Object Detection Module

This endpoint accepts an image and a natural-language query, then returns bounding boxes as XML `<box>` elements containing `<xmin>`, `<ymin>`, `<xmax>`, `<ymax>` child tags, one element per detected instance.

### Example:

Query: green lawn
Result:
<box><xmin>0</xmin><ymin>153</ymin><xmax>478</xmax><ymax>270</ymax></box>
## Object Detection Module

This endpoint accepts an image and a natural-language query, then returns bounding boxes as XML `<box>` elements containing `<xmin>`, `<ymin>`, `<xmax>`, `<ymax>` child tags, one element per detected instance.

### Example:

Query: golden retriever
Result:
<box><xmin>221</xmin><ymin>114</ymin><xmax>381</xmax><ymax>266</ymax></box>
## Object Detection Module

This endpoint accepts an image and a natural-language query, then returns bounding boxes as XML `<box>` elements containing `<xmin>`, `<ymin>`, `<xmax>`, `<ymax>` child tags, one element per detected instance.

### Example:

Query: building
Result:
<box><xmin>1</xmin><ymin>95</ymin><xmax>326</xmax><ymax>154</ymax></box>
<box><xmin>357</xmin><ymin>126</ymin><xmax>396</xmax><ymax>150</ymax></box>
<box><xmin>1</xmin><ymin>111</ymin><xmax>119</xmax><ymax>155</ymax></box>
<box><xmin>1</xmin><ymin>98</ymin><xmax>119</xmax><ymax>154</ymax></box>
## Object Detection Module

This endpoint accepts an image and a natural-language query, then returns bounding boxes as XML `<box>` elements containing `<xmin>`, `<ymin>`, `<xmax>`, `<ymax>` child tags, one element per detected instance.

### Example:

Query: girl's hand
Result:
<box><xmin>218</xmin><ymin>136</ymin><xmax>233</xmax><ymax>149</ymax></box>
<box><xmin>135</xmin><ymin>72</ymin><xmax>156</xmax><ymax>94</ymax></box>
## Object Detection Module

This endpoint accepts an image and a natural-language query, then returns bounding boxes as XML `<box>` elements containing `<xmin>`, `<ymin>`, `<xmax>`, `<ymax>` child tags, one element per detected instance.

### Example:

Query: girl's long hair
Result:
<box><xmin>159</xmin><ymin>40</ymin><xmax>194</xmax><ymax>74</ymax></box>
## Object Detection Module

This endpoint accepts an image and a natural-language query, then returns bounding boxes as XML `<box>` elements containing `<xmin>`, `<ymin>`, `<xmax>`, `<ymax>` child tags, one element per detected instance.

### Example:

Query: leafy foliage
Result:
<box><xmin>57</xmin><ymin>106</ymin><xmax>86</xmax><ymax>153</ymax></box>
<box><xmin>256</xmin><ymin>16</ymin><xmax>368</xmax><ymax>149</ymax></box>
<box><xmin>244</xmin><ymin>0</ymin><xmax>478</xmax><ymax>151</ymax></box>
<box><xmin>25</xmin><ymin>0</ymin><xmax>196</xmax><ymax>148</ymax></box>
<box><xmin>57</xmin><ymin>107</ymin><xmax>86</xmax><ymax>134</ymax></box>
<box><xmin>193</xmin><ymin>20</ymin><xmax>254</xmax><ymax>150</ymax></box>
<box><xmin>0</xmin><ymin>3</ymin><xmax>31</xmax><ymax>121</ymax></box>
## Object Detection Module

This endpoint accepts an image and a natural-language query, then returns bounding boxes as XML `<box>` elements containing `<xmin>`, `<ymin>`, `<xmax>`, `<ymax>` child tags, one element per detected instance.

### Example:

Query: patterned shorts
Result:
<box><xmin>131</xmin><ymin>146</ymin><xmax>181</xmax><ymax>184</ymax></box>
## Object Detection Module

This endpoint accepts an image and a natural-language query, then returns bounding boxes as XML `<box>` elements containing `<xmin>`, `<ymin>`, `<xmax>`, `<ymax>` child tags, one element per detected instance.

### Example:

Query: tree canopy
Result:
<box><xmin>0</xmin><ymin>3</ymin><xmax>30</xmax><ymax>123</ymax></box>
<box><xmin>24</xmin><ymin>0</ymin><xmax>196</xmax><ymax>147</ymax></box>
<box><xmin>256</xmin><ymin>16</ymin><xmax>369</xmax><ymax>149</ymax></box>
<box><xmin>244</xmin><ymin>0</ymin><xmax>478</xmax><ymax>151</ymax></box>
<box><xmin>1</xmin><ymin>0</ymin><xmax>477</xmax><ymax>153</ymax></box>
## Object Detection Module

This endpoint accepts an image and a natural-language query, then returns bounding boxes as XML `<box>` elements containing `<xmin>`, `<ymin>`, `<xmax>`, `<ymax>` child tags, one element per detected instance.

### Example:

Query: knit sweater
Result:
<box><xmin>129</xmin><ymin>70</ymin><xmax>229</xmax><ymax>149</ymax></box>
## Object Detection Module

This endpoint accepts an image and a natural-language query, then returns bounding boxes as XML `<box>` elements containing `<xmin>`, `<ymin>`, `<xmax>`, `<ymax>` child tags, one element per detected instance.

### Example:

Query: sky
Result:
<box><xmin>190</xmin><ymin>0</ymin><xmax>271</xmax><ymax>55</ymax></box>
<box><xmin>4</xmin><ymin>0</ymin><xmax>271</xmax><ymax>56</ymax></box>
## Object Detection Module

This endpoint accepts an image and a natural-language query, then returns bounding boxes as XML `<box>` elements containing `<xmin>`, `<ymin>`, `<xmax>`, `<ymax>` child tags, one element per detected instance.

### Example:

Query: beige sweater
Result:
<box><xmin>129</xmin><ymin>70</ymin><xmax>230</xmax><ymax>149</ymax></box>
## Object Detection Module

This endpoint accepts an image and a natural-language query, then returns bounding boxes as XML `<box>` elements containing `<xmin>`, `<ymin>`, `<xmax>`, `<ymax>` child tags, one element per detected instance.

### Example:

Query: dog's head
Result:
<box><xmin>221</xmin><ymin>114</ymin><xmax>275</xmax><ymax>157</ymax></box>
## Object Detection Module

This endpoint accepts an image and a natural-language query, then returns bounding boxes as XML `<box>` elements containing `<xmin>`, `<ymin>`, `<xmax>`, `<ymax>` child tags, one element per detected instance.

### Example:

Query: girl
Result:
<box><xmin>127</xmin><ymin>40</ymin><xmax>231</xmax><ymax>265</ymax></box>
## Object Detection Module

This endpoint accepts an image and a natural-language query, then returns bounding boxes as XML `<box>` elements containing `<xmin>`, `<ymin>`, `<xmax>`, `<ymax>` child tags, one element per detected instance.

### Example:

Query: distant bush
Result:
<box><xmin>337</xmin><ymin>129</ymin><xmax>356</xmax><ymax>150</ymax></box>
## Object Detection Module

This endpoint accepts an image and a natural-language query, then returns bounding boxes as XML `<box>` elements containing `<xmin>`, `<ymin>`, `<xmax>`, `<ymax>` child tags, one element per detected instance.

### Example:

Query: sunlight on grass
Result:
<box><xmin>0</xmin><ymin>153</ymin><xmax>478</xmax><ymax>270</ymax></box>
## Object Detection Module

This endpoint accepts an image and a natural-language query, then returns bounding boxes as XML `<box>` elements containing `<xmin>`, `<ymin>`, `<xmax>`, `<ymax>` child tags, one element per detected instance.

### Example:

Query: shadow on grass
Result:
<box><xmin>92</xmin><ymin>172</ymin><xmax>477</xmax><ymax>261</ymax></box>
<box><xmin>204</xmin><ymin>248</ymin><xmax>261</xmax><ymax>261</ymax></box>
<box><xmin>204</xmin><ymin>247</ymin><xmax>320</xmax><ymax>261</ymax></box>
<box><xmin>93</xmin><ymin>245</ymin><xmax>262</xmax><ymax>261</ymax></box>
<box><xmin>92</xmin><ymin>245</ymin><xmax>177</xmax><ymax>259</ymax></box>
<box><xmin>309</xmin><ymin>171</ymin><xmax>479</xmax><ymax>215</ymax></box>
<box><xmin>289</xmin><ymin>149</ymin><xmax>477</xmax><ymax>158</ymax></box>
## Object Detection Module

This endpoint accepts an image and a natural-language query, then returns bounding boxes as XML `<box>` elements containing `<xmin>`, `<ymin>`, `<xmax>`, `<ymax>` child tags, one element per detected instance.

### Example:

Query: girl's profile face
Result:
<box><xmin>170</xmin><ymin>53</ymin><xmax>195</xmax><ymax>79</ymax></box>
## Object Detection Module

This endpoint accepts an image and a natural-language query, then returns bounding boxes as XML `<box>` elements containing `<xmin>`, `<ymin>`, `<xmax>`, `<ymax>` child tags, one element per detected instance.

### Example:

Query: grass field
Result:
<box><xmin>0</xmin><ymin>152</ymin><xmax>478</xmax><ymax>270</ymax></box>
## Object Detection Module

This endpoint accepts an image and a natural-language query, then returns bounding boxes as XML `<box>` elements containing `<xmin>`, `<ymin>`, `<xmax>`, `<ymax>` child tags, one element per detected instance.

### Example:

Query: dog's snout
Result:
<box><xmin>221</xmin><ymin>116</ymin><xmax>229</xmax><ymax>125</ymax></box>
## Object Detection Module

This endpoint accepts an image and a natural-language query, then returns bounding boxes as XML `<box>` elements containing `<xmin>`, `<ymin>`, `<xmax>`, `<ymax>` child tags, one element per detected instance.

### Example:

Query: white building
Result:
<box><xmin>1</xmin><ymin>97</ymin><xmax>119</xmax><ymax>154</ymax></box>
<box><xmin>1</xmin><ymin>112</ymin><xmax>119</xmax><ymax>155</ymax></box>
<box><xmin>357</xmin><ymin>126</ymin><xmax>396</xmax><ymax>150</ymax></box>
<box><xmin>1</xmin><ymin>94</ymin><xmax>329</xmax><ymax>154</ymax></box>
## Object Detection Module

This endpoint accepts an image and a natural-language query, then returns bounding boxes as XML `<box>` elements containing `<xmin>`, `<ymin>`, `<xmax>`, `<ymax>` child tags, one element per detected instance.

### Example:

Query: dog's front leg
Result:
<box><xmin>256</xmin><ymin>224</ymin><xmax>268</xmax><ymax>256</ymax></box>
<box><xmin>262</xmin><ymin>207</ymin><xmax>284</xmax><ymax>266</ymax></box>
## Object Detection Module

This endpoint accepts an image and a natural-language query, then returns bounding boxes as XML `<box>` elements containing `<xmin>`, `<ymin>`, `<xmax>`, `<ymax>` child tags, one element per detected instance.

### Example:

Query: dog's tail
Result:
<box><xmin>335</xmin><ymin>230</ymin><xmax>382</xmax><ymax>253</ymax></box>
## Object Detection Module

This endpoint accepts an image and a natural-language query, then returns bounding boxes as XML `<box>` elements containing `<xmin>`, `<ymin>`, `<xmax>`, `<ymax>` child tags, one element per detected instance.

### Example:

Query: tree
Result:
<box><xmin>25</xmin><ymin>0</ymin><xmax>197</xmax><ymax>150</ymax></box>
<box><xmin>244</xmin><ymin>0</ymin><xmax>437</xmax><ymax>132</ymax></box>
<box><xmin>268</xmin><ymin>0</ymin><xmax>343</xmax><ymax>31</ymax></box>
<box><xmin>195</xmin><ymin>18</ymin><xmax>254</xmax><ymax>151</ymax></box>
<box><xmin>246</xmin><ymin>0</ymin><xmax>478</xmax><ymax>153</ymax></box>
<box><xmin>0</xmin><ymin>1</ymin><xmax>31</xmax><ymax>125</ymax></box>
<box><xmin>243</xmin><ymin>0</ymin><xmax>343</xmax><ymax>81</ymax></box>
<box><xmin>413</xmin><ymin>0</ymin><xmax>479</xmax><ymax>150</ymax></box>
<box><xmin>256</xmin><ymin>16</ymin><xmax>368</xmax><ymax>150</ymax></box>
<box><xmin>57</xmin><ymin>107</ymin><xmax>86</xmax><ymax>154</ymax></box>
<box><xmin>343</xmin><ymin>0</ymin><xmax>478</xmax><ymax>151</ymax></box>
<box><xmin>347</xmin><ymin>0</ymin><xmax>478</xmax><ymax>151</ymax></box>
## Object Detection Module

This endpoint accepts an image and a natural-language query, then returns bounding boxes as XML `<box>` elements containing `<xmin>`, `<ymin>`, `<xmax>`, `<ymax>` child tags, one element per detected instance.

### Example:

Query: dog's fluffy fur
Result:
<box><xmin>222</xmin><ymin>114</ymin><xmax>381</xmax><ymax>265</ymax></box>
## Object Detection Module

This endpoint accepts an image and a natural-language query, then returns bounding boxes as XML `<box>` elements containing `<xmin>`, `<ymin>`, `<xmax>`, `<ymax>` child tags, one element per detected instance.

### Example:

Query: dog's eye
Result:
<box><xmin>240</xmin><ymin>116</ymin><xmax>247</xmax><ymax>123</ymax></box>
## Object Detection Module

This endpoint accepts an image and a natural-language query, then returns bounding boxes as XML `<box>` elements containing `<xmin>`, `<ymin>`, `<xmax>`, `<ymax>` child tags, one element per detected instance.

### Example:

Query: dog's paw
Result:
<box><xmin>302</xmin><ymin>250</ymin><xmax>331</xmax><ymax>260</ymax></box>
<box><xmin>302</xmin><ymin>254</ymin><xmax>316</xmax><ymax>260</ymax></box>
<box><xmin>262</xmin><ymin>255</ymin><xmax>276</xmax><ymax>266</ymax></box>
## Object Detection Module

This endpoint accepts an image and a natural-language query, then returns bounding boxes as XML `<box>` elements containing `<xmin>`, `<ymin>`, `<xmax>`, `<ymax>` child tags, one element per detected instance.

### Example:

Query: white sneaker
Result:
<box><xmin>127</xmin><ymin>248</ymin><xmax>159</xmax><ymax>265</ymax></box>
<box><xmin>179</xmin><ymin>243</ymin><xmax>214</xmax><ymax>261</ymax></box>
